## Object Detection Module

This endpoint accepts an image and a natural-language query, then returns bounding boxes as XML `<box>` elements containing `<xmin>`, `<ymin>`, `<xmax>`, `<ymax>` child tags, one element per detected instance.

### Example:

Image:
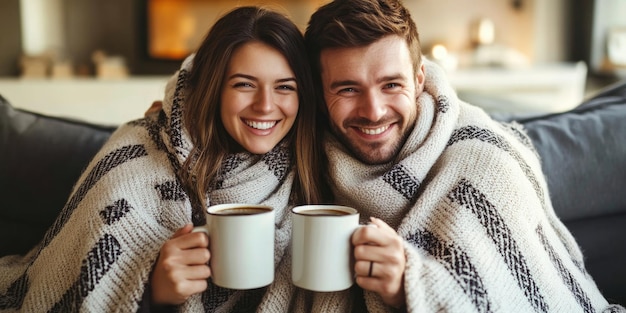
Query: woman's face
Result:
<box><xmin>221</xmin><ymin>41</ymin><xmax>299</xmax><ymax>154</ymax></box>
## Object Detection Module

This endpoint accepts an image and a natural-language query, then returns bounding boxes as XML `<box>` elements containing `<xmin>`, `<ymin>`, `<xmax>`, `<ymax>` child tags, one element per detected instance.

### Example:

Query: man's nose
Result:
<box><xmin>358</xmin><ymin>90</ymin><xmax>386</xmax><ymax>121</ymax></box>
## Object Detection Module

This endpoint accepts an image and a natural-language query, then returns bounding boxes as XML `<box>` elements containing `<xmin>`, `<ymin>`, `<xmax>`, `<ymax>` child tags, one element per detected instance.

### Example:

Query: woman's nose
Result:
<box><xmin>252</xmin><ymin>87</ymin><xmax>273</xmax><ymax>113</ymax></box>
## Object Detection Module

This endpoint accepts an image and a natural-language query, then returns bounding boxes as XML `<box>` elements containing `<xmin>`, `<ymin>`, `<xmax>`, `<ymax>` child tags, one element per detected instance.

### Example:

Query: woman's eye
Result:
<box><xmin>277</xmin><ymin>85</ymin><xmax>296</xmax><ymax>91</ymax></box>
<box><xmin>233</xmin><ymin>82</ymin><xmax>254</xmax><ymax>88</ymax></box>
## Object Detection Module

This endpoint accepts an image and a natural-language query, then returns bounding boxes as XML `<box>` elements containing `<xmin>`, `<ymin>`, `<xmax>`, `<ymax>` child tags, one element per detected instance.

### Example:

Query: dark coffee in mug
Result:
<box><xmin>213</xmin><ymin>207</ymin><xmax>272</xmax><ymax>216</ymax></box>
<box><xmin>299</xmin><ymin>208</ymin><xmax>352</xmax><ymax>216</ymax></box>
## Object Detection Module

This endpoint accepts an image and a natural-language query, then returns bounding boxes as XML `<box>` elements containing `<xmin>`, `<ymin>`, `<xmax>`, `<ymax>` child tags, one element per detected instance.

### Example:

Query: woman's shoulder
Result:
<box><xmin>89</xmin><ymin>117</ymin><xmax>172</xmax><ymax>168</ymax></box>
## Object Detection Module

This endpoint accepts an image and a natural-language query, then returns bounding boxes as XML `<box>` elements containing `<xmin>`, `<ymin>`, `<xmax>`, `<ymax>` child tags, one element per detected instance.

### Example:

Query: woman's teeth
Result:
<box><xmin>245</xmin><ymin>120</ymin><xmax>277</xmax><ymax>130</ymax></box>
<box><xmin>359</xmin><ymin>125</ymin><xmax>389</xmax><ymax>135</ymax></box>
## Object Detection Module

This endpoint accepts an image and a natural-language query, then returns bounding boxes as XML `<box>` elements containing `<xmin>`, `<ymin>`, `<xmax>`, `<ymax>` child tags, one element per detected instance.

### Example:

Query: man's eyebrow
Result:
<box><xmin>329</xmin><ymin>75</ymin><xmax>407</xmax><ymax>89</ymax></box>
<box><xmin>377</xmin><ymin>74</ymin><xmax>406</xmax><ymax>83</ymax></box>
<box><xmin>330</xmin><ymin>80</ymin><xmax>359</xmax><ymax>90</ymax></box>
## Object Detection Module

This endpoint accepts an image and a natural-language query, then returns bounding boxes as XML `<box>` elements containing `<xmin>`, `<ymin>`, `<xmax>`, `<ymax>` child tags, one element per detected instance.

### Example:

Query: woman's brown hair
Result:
<box><xmin>180</xmin><ymin>6</ymin><xmax>327</xmax><ymax>212</ymax></box>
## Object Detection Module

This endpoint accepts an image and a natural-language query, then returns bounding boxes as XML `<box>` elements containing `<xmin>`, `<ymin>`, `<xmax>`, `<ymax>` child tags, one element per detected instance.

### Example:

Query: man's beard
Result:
<box><xmin>331</xmin><ymin>120</ymin><xmax>415</xmax><ymax>165</ymax></box>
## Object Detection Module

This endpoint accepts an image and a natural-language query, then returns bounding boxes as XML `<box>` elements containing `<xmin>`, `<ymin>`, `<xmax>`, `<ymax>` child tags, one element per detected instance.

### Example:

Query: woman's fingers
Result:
<box><xmin>151</xmin><ymin>225</ymin><xmax>212</xmax><ymax>305</ymax></box>
<box><xmin>172</xmin><ymin>223</ymin><xmax>194</xmax><ymax>238</ymax></box>
<box><xmin>162</xmin><ymin>230</ymin><xmax>209</xmax><ymax>253</ymax></box>
<box><xmin>152</xmin><ymin>264</ymin><xmax>209</xmax><ymax>305</ymax></box>
<box><xmin>165</xmin><ymin>263</ymin><xmax>212</xmax><ymax>282</ymax></box>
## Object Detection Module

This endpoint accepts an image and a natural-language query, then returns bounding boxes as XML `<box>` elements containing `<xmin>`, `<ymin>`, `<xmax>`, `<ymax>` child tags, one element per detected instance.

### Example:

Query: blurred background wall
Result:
<box><xmin>0</xmin><ymin>0</ymin><xmax>622</xmax><ymax>79</ymax></box>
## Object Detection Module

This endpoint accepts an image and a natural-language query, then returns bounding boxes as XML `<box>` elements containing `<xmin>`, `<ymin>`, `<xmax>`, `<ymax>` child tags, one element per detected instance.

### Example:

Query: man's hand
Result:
<box><xmin>151</xmin><ymin>224</ymin><xmax>211</xmax><ymax>305</ymax></box>
<box><xmin>352</xmin><ymin>217</ymin><xmax>406</xmax><ymax>309</ymax></box>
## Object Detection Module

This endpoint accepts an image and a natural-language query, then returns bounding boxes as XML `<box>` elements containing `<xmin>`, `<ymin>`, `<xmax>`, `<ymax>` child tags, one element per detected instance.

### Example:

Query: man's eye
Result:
<box><xmin>384</xmin><ymin>83</ymin><xmax>400</xmax><ymax>89</ymax></box>
<box><xmin>338</xmin><ymin>87</ymin><xmax>356</xmax><ymax>94</ymax></box>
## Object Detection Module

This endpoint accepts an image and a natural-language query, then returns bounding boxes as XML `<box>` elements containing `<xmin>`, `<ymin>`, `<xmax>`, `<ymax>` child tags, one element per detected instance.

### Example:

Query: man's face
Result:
<box><xmin>319</xmin><ymin>35</ymin><xmax>425</xmax><ymax>164</ymax></box>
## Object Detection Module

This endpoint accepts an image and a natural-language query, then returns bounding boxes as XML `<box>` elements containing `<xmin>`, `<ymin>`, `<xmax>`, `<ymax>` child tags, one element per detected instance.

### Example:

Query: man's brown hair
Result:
<box><xmin>304</xmin><ymin>0</ymin><xmax>422</xmax><ymax>75</ymax></box>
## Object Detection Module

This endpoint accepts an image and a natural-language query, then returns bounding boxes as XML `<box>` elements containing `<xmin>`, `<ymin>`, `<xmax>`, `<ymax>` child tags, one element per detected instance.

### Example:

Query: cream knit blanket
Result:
<box><xmin>315</xmin><ymin>60</ymin><xmax>621</xmax><ymax>313</ymax></box>
<box><xmin>2</xmin><ymin>56</ymin><xmax>622</xmax><ymax>312</ymax></box>
<box><xmin>248</xmin><ymin>61</ymin><xmax>624</xmax><ymax>312</ymax></box>
<box><xmin>0</xmin><ymin>56</ymin><xmax>295</xmax><ymax>312</ymax></box>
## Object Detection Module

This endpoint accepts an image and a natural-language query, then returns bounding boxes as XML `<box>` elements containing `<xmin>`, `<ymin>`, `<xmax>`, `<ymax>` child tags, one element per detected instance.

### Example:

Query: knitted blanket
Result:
<box><xmin>244</xmin><ymin>60</ymin><xmax>625</xmax><ymax>312</ymax></box>
<box><xmin>318</xmin><ymin>60</ymin><xmax>621</xmax><ymax>313</ymax></box>
<box><xmin>0</xmin><ymin>56</ymin><xmax>295</xmax><ymax>312</ymax></box>
<box><xmin>2</xmin><ymin>55</ymin><xmax>622</xmax><ymax>312</ymax></box>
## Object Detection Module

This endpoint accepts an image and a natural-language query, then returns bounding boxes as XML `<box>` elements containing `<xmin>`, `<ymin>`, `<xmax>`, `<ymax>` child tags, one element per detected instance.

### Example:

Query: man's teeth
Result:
<box><xmin>245</xmin><ymin>120</ymin><xmax>277</xmax><ymax>130</ymax></box>
<box><xmin>359</xmin><ymin>125</ymin><xmax>388</xmax><ymax>135</ymax></box>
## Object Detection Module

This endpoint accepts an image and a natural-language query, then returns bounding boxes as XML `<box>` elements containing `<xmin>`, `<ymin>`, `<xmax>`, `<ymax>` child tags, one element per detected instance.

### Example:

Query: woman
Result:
<box><xmin>147</xmin><ymin>6</ymin><xmax>327</xmax><ymax>311</ymax></box>
<box><xmin>0</xmin><ymin>6</ymin><xmax>325</xmax><ymax>312</ymax></box>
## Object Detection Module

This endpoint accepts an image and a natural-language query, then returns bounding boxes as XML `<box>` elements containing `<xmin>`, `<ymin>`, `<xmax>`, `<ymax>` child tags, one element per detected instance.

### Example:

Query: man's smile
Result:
<box><xmin>357</xmin><ymin>125</ymin><xmax>390</xmax><ymax>135</ymax></box>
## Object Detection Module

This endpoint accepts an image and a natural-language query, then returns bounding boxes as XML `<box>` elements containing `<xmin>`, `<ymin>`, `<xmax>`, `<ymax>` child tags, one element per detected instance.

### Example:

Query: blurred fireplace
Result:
<box><xmin>146</xmin><ymin>0</ymin><xmax>325</xmax><ymax>61</ymax></box>
<box><xmin>147</xmin><ymin>0</ymin><xmax>208</xmax><ymax>60</ymax></box>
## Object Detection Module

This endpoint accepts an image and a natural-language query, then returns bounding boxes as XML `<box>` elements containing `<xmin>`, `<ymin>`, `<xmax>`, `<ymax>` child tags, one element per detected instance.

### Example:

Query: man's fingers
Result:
<box><xmin>354</xmin><ymin>244</ymin><xmax>395</xmax><ymax>262</ymax></box>
<box><xmin>355</xmin><ymin>260</ymin><xmax>373</xmax><ymax>277</ymax></box>
<box><xmin>355</xmin><ymin>217</ymin><xmax>404</xmax><ymax>247</ymax></box>
<box><xmin>352</xmin><ymin>217</ymin><xmax>398</xmax><ymax>246</ymax></box>
<box><xmin>369</xmin><ymin>217</ymin><xmax>393</xmax><ymax>230</ymax></box>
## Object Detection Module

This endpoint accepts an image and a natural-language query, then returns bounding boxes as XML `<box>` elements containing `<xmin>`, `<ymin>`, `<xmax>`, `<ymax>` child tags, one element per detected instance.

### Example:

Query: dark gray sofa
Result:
<box><xmin>1</xmin><ymin>82</ymin><xmax>625</xmax><ymax>305</ymax></box>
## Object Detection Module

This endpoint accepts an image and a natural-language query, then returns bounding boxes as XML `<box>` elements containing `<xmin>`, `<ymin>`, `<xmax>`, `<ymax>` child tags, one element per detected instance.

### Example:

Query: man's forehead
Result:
<box><xmin>318</xmin><ymin>36</ymin><xmax>413</xmax><ymax>81</ymax></box>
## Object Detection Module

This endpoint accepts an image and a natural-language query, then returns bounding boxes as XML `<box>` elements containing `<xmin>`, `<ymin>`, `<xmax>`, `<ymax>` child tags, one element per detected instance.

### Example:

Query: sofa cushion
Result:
<box><xmin>515</xmin><ymin>81</ymin><xmax>626</xmax><ymax>222</ymax></box>
<box><xmin>497</xmin><ymin>81</ymin><xmax>626</xmax><ymax>305</ymax></box>
<box><xmin>0</xmin><ymin>95</ymin><xmax>115</xmax><ymax>256</ymax></box>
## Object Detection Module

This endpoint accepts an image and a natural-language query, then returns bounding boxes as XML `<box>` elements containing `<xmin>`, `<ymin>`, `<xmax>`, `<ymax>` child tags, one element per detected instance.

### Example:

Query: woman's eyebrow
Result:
<box><xmin>227</xmin><ymin>73</ymin><xmax>257</xmax><ymax>81</ymax></box>
<box><xmin>276</xmin><ymin>77</ymin><xmax>297</xmax><ymax>83</ymax></box>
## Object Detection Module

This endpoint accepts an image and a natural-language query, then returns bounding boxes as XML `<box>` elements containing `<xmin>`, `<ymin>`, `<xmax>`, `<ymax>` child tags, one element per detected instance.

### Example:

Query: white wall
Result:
<box><xmin>404</xmin><ymin>0</ymin><xmax>536</xmax><ymax>62</ymax></box>
<box><xmin>20</xmin><ymin>0</ymin><xmax>65</xmax><ymax>56</ymax></box>
<box><xmin>590</xmin><ymin>0</ymin><xmax>626</xmax><ymax>73</ymax></box>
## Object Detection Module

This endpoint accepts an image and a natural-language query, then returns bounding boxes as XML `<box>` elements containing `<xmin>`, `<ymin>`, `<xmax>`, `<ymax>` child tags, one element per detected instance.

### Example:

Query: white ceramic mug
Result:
<box><xmin>291</xmin><ymin>205</ymin><xmax>360</xmax><ymax>292</ymax></box>
<box><xmin>193</xmin><ymin>203</ymin><xmax>275</xmax><ymax>290</ymax></box>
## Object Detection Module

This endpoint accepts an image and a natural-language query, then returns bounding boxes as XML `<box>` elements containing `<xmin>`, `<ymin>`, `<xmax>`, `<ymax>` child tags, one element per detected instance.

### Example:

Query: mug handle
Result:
<box><xmin>192</xmin><ymin>226</ymin><xmax>209</xmax><ymax>235</ymax></box>
<box><xmin>355</xmin><ymin>223</ymin><xmax>378</xmax><ymax>232</ymax></box>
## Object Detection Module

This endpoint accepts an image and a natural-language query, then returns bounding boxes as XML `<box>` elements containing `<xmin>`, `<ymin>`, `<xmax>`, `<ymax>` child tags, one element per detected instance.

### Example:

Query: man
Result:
<box><xmin>304</xmin><ymin>0</ymin><xmax>624</xmax><ymax>312</ymax></box>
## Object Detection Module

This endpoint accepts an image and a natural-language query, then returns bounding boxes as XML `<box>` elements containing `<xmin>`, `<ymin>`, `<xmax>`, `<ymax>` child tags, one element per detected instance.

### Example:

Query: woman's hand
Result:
<box><xmin>352</xmin><ymin>217</ymin><xmax>406</xmax><ymax>309</ymax></box>
<box><xmin>151</xmin><ymin>224</ymin><xmax>211</xmax><ymax>305</ymax></box>
<box><xmin>145</xmin><ymin>100</ymin><xmax>163</xmax><ymax>116</ymax></box>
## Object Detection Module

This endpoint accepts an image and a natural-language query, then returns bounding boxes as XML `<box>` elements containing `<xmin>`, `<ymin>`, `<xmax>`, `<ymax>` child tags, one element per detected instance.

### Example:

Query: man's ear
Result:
<box><xmin>415</xmin><ymin>63</ymin><xmax>426</xmax><ymax>93</ymax></box>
